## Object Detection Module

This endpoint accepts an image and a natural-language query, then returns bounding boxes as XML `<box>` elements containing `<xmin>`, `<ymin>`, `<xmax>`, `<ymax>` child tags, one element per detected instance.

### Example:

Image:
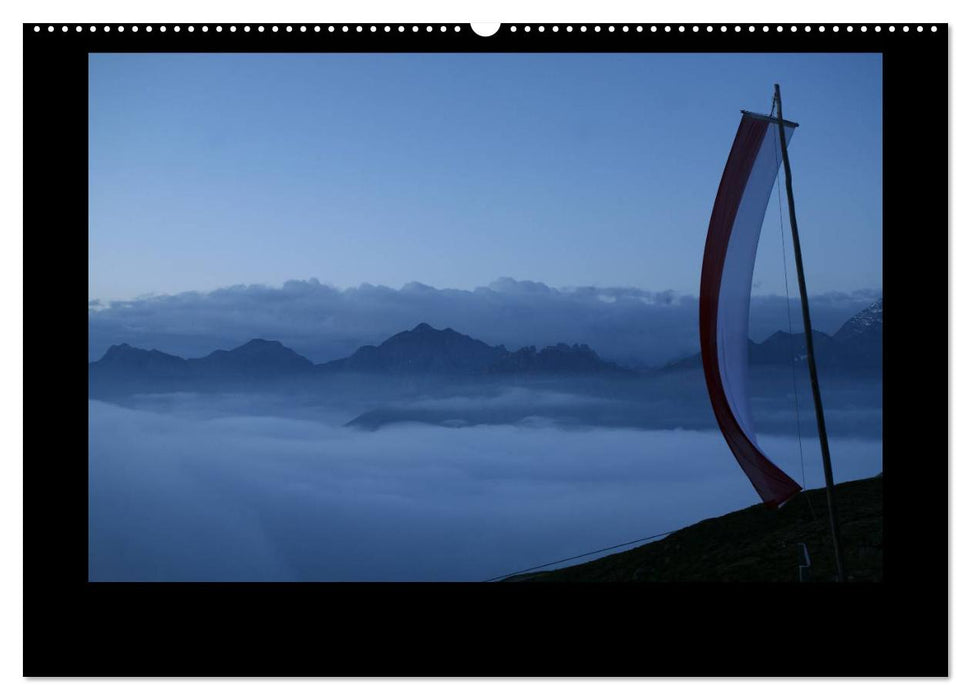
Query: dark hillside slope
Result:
<box><xmin>507</xmin><ymin>475</ymin><xmax>882</xmax><ymax>582</ymax></box>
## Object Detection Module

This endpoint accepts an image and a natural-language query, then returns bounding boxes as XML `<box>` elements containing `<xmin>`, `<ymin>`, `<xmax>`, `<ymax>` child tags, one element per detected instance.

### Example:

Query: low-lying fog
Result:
<box><xmin>89</xmin><ymin>374</ymin><xmax>882</xmax><ymax>581</ymax></box>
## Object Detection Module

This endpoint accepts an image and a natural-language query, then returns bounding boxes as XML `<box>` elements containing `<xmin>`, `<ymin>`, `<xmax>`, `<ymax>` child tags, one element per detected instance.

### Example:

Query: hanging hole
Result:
<box><xmin>471</xmin><ymin>23</ymin><xmax>500</xmax><ymax>37</ymax></box>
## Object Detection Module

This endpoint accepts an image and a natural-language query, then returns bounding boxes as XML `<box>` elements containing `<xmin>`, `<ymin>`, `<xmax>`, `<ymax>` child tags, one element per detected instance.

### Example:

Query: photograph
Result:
<box><xmin>86</xmin><ymin>50</ymin><xmax>882</xmax><ymax>583</ymax></box>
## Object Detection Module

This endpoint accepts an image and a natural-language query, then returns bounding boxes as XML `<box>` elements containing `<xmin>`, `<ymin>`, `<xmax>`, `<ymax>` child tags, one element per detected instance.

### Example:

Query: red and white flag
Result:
<box><xmin>700</xmin><ymin>112</ymin><xmax>802</xmax><ymax>508</ymax></box>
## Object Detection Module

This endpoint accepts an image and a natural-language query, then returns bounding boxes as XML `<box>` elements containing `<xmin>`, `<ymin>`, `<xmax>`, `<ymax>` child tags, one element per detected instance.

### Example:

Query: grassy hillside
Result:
<box><xmin>506</xmin><ymin>474</ymin><xmax>882</xmax><ymax>582</ymax></box>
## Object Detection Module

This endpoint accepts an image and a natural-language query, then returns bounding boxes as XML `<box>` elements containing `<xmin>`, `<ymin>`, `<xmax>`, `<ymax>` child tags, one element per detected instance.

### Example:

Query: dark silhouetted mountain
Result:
<box><xmin>92</xmin><ymin>343</ymin><xmax>191</xmax><ymax>378</ymax></box>
<box><xmin>748</xmin><ymin>329</ymin><xmax>837</xmax><ymax>366</ymax></box>
<box><xmin>834</xmin><ymin>298</ymin><xmax>882</xmax><ymax>343</ymax></box>
<box><xmin>486</xmin><ymin>343</ymin><xmax>632</xmax><ymax>376</ymax></box>
<box><xmin>191</xmin><ymin>338</ymin><xmax>314</xmax><ymax>377</ymax></box>
<box><xmin>89</xmin><ymin>339</ymin><xmax>315</xmax><ymax>396</ymax></box>
<box><xmin>318</xmin><ymin>323</ymin><xmax>509</xmax><ymax>374</ymax></box>
<box><xmin>662</xmin><ymin>299</ymin><xmax>882</xmax><ymax>373</ymax></box>
<box><xmin>832</xmin><ymin>298</ymin><xmax>882</xmax><ymax>367</ymax></box>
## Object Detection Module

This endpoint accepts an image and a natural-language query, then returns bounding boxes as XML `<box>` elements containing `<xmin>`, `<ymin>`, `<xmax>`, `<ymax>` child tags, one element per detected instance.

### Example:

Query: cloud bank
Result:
<box><xmin>89</xmin><ymin>397</ymin><xmax>883</xmax><ymax>582</ymax></box>
<box><xmin>89</xmin><ymin>278</ymin><xmax>881</xmax><ymax>367</ymax></box>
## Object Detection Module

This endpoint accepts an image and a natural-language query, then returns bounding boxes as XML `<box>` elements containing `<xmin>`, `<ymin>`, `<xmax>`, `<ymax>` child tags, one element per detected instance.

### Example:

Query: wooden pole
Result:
<box><xmin>773</xmin><ymin>84</ymin><xmax>847</xmax><ymax>582</ymax></box>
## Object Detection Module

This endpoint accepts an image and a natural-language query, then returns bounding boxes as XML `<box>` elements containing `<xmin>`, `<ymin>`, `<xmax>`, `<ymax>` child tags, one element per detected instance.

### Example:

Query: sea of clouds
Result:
<box><xmin>89</xmin><ymin>394</ymin><xmax>883</xmax><ymax>582</ymax></box>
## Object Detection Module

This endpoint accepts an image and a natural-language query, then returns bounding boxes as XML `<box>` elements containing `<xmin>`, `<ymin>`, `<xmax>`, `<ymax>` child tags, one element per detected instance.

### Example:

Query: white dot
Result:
<box><xmin>567</xmin><ymin>26</ymin><xmax>573</xmax><ymax>32</ymax></box>
<box><xmin>511</xmin><ymin>26</ymin><xmax>517</xmax><ymax>32</ymax></box>
<box><xmin>440</xmin><ymin>26</ymin><xmax>446</xmax><ymax>32</ymax></box>
<box><xmin>749</xmin><ymin>26</ymin><xmax>755</xmax><ymax>32</ymax></box>
<box><xmin>315</xmin><ymin>26</ymin><xmax>321</xmax><ymax>32</ymax></box>
<box><xmin>285</xmin><ymin>26</ymin><xmax>291</xmax><ymax>33</ymax></box>
<box><xmin>47</xmin><ymin>25</ymin><xmax>53</xmax><ymax>32</ymax></box>
<box><xmin>397</xmin><ymin>26</ymin><xmax>403</xmax><ymax>32</ymax></box>
<box><xmin>526</xmin><ymin>26</ymin><xmax>532</xmax><ymax>32</ymax></box>
<box><xmin>258</xmin><ymin>26</ymin><xmax>264</xmax><ymax>32</ymax></box>
<box><xmin>932</xmin><ymin>26</ymin><xmax>937</xmax><ymax>32</ymax></box>
<box><xmin>174</xmin><ymin>26</ymin><xmax>180</xmax><ymax>32</ymax></box>
<box><xmin>664</xmin><ymin>26</ymin><xmax>671</xmax><ymax>32</ymax></box>
<box><xmin>412</xmin><ymin>26</ymin><xmax>418</xmax><ymax>32</ymax></box>
<box><xmin>372</xmin><ymin>26</ymin><xmax>378</xmax><ymax>33</ymax></box>
<box><xmin>554</xmin><ymin>26</ymin><xmax>560</xmax><ymax>32</ymax></box>
<box><xmin>791</xmin><ymin>25</ymin><xmax>797</xmax><ymax>32</ymax></box>
<box><xmin>103</xmin><ymin>25</ymin><xmax>109</xmax><ymax>32</ymax></box>
<box><xmin>244</xmin><ymin>26</ymin><xmax>251</xmax><ymax>32</ymax></box>
<box><xmin>580</xmin><ymin>26</ymin><xmax>586</xmax><ymax>32</ymax></box>
<box><xmin>847</xmin><ymin>26</ymin><xmax>853</xmax><ymax>32</ymax></box>
<box><xmin>76</xmin><ymin>26</ymin><xmax>82</xmax><ymax>32</ymax></box>
<box><xmin>118</xmin><ymin>26</ymin><xmax>124</xmax><ymax>32</ymax></box>
<box><xmin>593</xmin><ymin>26</ymin><xmax>599</xmax><ymax>32</ymax></box>
<box><xmin>903</xmin><ymin>26</ymin><xmax>910</xmax><ymax>32</ymax></box>
<box><xmin>917</xmin><ymin>26</ymin><xmax>923</xmax><ymax>32</ymax></box>
<box><xmin>608</xmin><ymin>26</ymin><xmax>614</xmax><ymax>32</ymax></box>
<box><xmin>540</xmin><ymin>26</ymin><xmax>546</xmax><ymax>32</ymax></box>
<box><xmin>861</xmin><ymin>26</ymin><xmax>867</xmax><ymax>32</ymax></box>
<box><xmin>706</xmin><ymin>26</ymin><xmax>712</xmax><ymax>32</ymax></box>
<box><xmin>805</xmin><ymin>26</ymin><xmax>811</xmax><ymax>32</ymax></box>
<box><xmin>735</xmin><ymin>26</ymin><xmax>741</xmax><ymax>32</ymax></box>
<box><xmin>230</xmin><ymin>26</ymin><xmax>236</xmax><ymax>32</ymax></box>
<box><xmin>875</xmin><ymin>26</ymin><xmax>881</xmax><ymax>32</ymax></box>
<box><xmin>215</xmin><ymin>26</ymin><xmax>222</xmax><ymax>32</ymax></box>
<box><xmin>300</xmin><ymin>26</ymin><xmax>307</xmax><ymax>32</ymax></box>
<box><xmin>819</xmin><ymin>26</ymin><xmax>826</xmax><ymax>32</ymax></box>
<box><xmin>61</xmin><ymin>26</ymin><xmax>67</xmax><ymax>32</ymax></box>
<box><xmin>622</xmin><ymin>26</ymin><xmax>628</xmax><ymax>32</ymax></box>
<box><xmin>357</xmin><ymin>26</ymin><xmax>363</xmax><ymax>32</ymax></box>
<box><xmin>678</xmin><ymin>26</ymin><xmax>684</xmax><ymax>32</ymax></box>
<box><xmin>33</xmin><ymin>26</ymin><xmax>39</xmax><ymax>32</ymax></box>
<box><xmin>384</xmin><ymin>26</ymin><xmax>389</xmax><ymax>32</ymax></box>
<box><xmin>889</xmin><ymin>26</ymin><xmax>895</xmax><ymax>32</ymax></box>
<box><xmin>161</xmin><ymin>25</ymin><xmax>167</xmax><ymax>32</ymax></box>
<box><xmin>763</xmin><ymin>26</ymin><xmax>769</xmax><ymax>32</ymax></box>
<box><xmin>273</xmin><ymin>26</ymin><xmax>279</xmax><ymax>32</ymax></box>
<box><xmin>776</xmin><ymin>25</ymin><xmax>783</xmax><ymax>32</ymax></box>
<box><xmin>454</xmin><ymin>26</ymin><xmax>461</xmax><ymax>32</ymax></box>
<box><xmin>342</xmin><ymin>26</ymin><xmax>348</xmax><ymax>32</ymax></box>
<box><xmin>834</xmin><ymin>26</ymin><xmax>840</xmax><ymax>32</ymax></box>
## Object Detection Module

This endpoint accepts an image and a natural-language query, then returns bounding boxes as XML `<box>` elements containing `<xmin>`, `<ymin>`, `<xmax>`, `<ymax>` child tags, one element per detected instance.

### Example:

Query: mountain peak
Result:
<box><xmin>195</xmin><ymin>338</ymin><xmax>314</xmax><ymax>373</ymax></box>
<box><xmin>104</xmin><ymin>342</ymin><xmax>134</xmax><ymax>355</ymax></box>
<box><xmin>321</xmin><ymin>323</ymin><xmax>507</xmax><ymax>374</ymax></box>
<box><xmin>233</xmin><ymin>338</ymin><xmax>286</xmax><ymax>352</ymax></box>
<box><xmin>833</xmin><ymin>298</ymin><xmax>883</xmax><ymax>343</ymax></box>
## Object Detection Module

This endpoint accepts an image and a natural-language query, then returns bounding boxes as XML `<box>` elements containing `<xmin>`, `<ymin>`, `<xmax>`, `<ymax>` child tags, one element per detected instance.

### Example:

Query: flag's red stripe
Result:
<box><xmin>700</xmin><ymin>115</ymin><xmax>802</xmax><ymax>508</ymax></box>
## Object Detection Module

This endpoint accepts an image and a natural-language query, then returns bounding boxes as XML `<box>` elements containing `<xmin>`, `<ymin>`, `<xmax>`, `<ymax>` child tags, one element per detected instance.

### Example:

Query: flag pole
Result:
<box><xmin>773</xmin><ymin>83</ymin><xmax>847</xmax><ymax>582</ymax></box>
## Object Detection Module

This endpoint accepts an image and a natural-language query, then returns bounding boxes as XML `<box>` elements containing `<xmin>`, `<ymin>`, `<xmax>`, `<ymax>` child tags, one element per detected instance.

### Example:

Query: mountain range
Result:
<box><xmin>89</xmin><ymin>322</ymin><xmax>631</xmax><ymax>395</ymax></box>
<box><xmin>88</xmin><ymin>299</ymin><xmax>881</xmax><ymax>395</ymax></box>
<box><xmin>663</xmin><ymin>298</ymin><xmax>882</xmax><ymax>372</ymax></box>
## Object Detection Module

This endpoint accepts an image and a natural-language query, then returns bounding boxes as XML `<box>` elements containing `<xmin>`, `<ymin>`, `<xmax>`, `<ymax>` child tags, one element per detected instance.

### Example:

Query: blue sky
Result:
<box><xmin>89</xmin><ymin>52</ymin><xmax>881</xmax><ymax>302</ymax></box>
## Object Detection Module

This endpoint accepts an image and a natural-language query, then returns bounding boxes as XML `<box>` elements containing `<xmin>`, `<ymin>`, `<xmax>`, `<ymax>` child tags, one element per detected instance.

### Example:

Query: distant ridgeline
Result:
<box><xmin>663</xmin><ymin>298</ymin><xmax>883</xmax><ymax>372</ymax></box>
<box><xmin>88</xmin><ymin>322</ymin><xmax>631</xmax><ymax>396</ymax></box>
<box><xmin>88</xmin><ymin>299</ymin><xmax>881</xmax><ymax>396</ymax></box>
